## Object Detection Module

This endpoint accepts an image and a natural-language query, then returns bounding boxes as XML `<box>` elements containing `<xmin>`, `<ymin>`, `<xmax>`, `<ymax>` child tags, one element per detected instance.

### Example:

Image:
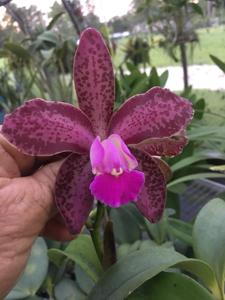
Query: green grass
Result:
<box><xmin>113</xmin><ymin>26</ymin><xmax>225</xmax><ymax>67</ymax></box>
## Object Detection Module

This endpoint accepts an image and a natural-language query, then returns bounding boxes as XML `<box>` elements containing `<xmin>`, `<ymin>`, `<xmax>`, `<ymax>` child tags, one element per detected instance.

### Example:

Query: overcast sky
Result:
<box><xmin>0</xmin><ymin>0</ymin><xmax>133</xmax><ymax>22</ymax></box>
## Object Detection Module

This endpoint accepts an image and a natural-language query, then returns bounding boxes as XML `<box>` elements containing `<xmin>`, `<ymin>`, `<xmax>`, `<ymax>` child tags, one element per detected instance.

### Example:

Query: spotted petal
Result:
<box><xmin>109</xmin><ymin>87</ymin><xmax>193</xmax><ymax>144</ymax></box>
<box><xmin>74</xmin><ymin>28</ymin><xmax>115</xmax><ymax>138</ymax></box>
<box><xmin>133</xmin><ymin>134</ymin><xmax>188</xmax><ymax>157</ymax></box>
<box><xmin>55</xmin><ymin>153</ymin><xmax>94</xmax><ymax>234</ymax></box>
<box><xmin>131</xmin><ymin>148</ymin><xmax>167</xmax><ymax>223</ymax></box>
<box><xmin>90</xmin><ymin>171</ymin><xmax>145</xmax><ymax>208</ymax></box>
<box><xmin>2</xmin><ymin>99</ymin><xmax>95</xmax><ymax>156</ymax></box>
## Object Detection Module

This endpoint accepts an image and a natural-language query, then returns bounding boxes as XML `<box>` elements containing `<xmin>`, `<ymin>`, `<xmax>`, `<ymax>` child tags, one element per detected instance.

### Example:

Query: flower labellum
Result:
<box><xmin>89</xmin><ymin>134</ymin><xmax>145</xmax><ymax>207</ymax></box>
<box><xmin>1</xmin><ymin>28</ymin><xmax>194</xmax><ymax>234</ymax></box>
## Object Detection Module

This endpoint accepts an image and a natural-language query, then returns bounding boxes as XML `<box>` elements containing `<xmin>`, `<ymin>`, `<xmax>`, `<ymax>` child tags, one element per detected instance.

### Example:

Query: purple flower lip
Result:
<box><xmin>1</xmin><ymin>28</ymin><xmax>194</xmax><ymax>234</ymax></box>
<box><xmin>89</xmin><ymin>134</ymin><xmax>145</xmax><ymax>208</ymax></box>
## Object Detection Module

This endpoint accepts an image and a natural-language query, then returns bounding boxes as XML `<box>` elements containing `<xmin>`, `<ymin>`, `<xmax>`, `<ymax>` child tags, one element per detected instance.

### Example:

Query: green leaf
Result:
<box><xmin>37</xmin><ymin>31</ymin><xmax>58</xmax><ymax>45</ymax></box>
<box><xmin>168</xmin><ymin>173</ymin><xmax>225</xmax><ymax>188</ymax></box>
<box><xmin>210</xmin><ymin>55</ymin><xmax>225</xmax><ymax>74</ymax></box>
<box><xmin>210</xmin><ymin>165</ymin><xmax>225</xmax><ymax>173</ymax></box>
<box><xmin>75</xmin><ymin>264</ymin><xmax>95</xmax><ymax>294</ymax></box>
<box><xmin>128</xmin><ymin>77</ymin><xmax>148</xmax><ymax>97</ymax></box>
<box><xmin>54</xmin><ymin>278</ymin><xmax>86</xmax><ymax>300</ymax></box>
<box><xmin>117</xmin><ymin>240</ymin><xmax>173</xmax><ymax>260</ymax></box>
<box><xmin>194</xmin><ymin>98</ymin><xmax>205</xmax><ymax>120</ymax></box>
<box><xmin>110</xmin><ymin>206</ymin><xmax>141</xmax><ymax>244</ymax></box>
<box><xmin>193</xmin><ymin>198</ymin><xmax>225</xmax><ymax>295</ymax></box>
<box><xmin>4</xmin><ymin>43</ymin><xmax>31</xmax><ymax>60</ymax></box>
<box><xmin>127</xmin><ymin>272</ymin><xmax>215</xmax><ymax>299</ymax></box>
<box><xmin>48</xmin><ymin>234</ymin><xmax>102</xmax><ymax>282</ymax></box>
<box><xmin>139</xmin><ymin>271</ymin><xmax>215</xmax><ymax>299</ymax></box>
<box><xmin>87</xmin><ymin>245</ymin><xmax>220</xmax><ymax>300</ymax></box>
<box><xmin>168</xmin><ymin>218</ymin><xmax>193</xmax><ymax>246</ymax></box>
<box><xmin>47</xmin><ymin>12</ymin><xmax>64</xmax><ymax>30</ymax></box>
<box><xmin>171</xmin><ymin>155</ymin><xmax>207</xmax><ymax>172</ymax></box>
<box><xmin>189</xmin><ymin>3</ymin><xmax>203</xmax><ymax>16</ymax></box>
<box><xmin>159</xmin><ymin>70</ymin><xmax>169</xmax><ymax>87</ymax></box>
<box><xmin>6</xmin><ymin>238</ymin><xmax>48</xmax><ymax>299</ymax></box>
<box><xmin>145</xmin><ymin>211</ymin><xmax>168</xmax><ymax>244</ymax></box>
<box><xmin>188</xmin><ymin>126</ymin><xmax>225</xmax><ymax>140</ymax></box>
<box><xmin>149</xmin><ymin>67</ymin><xmax>161</xmax><ymax>88</ymax></box>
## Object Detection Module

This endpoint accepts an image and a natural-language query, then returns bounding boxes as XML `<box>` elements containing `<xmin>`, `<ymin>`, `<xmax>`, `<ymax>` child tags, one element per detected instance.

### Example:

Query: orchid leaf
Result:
<box><xmin>88</xmin><ymin>245</ymin><xmax>220</xmax><ymax>300</ymax></box>
<box><xmin>46</xmin><ymin>12</ymin><xmax>64</xmax><ymax>30</ymax></box>
<box><xmin>168</xmin><ymin>218</ymin><xmax>193</xmax><ymax>246</ymax></box>
<box><xmin>193</xmin><ymin>198</ymin><xmax>225</xmax><ymax>295</ymax></box>
<box><xmin>149</xmin><ymin>67</ymin><xmax>160</xmax><ymax>88</ymax></box>
<box><xmin>159</xmin><ymin>70</ymin><xmax>169</xmax><ymax>87</ymax></box>
<box><xmin>4</xmin><ymin>42</ymin><xmax>31</xmax><ymax>61</ymax></box>
<box><xmin>54</xmin><ymin>278</ymin><xmax>86</xmax><ymax>300</ymax></box>
<box><xmin>171</xmin><ymin>155</ymin><xmax>208</xmax><ymax>172</ymax></box>
<box><xmin>210</xmin><ymin>55</ymin><xmax>225</xmax><ymax>74</ymax></box>
<box><xmin>127</xmin><ymin>272</ymin><xmax>214</xmax><ymax>300</ymax></box>
<box><xmin>37</xmin><ymin>30</ymin><xmax>58</xmax><ymax>45</ymax></box>
<box><xmin>110</xmin><ymin>206</ymin><xmax>142</xmax><ymax>244</ymax></box>
<box><xmin>194</xmin><ymin>98</ymin><xmax>205</xmax><ymax>120</ymax></box>
<box><xmin>48</xmin><ymin>234</ymin><xmax>103</xmax><ymax>282</ymax></box>
<box><xmin>167</xmin><ymin>173</ymin><xmax>225</xmax><ymax>188</ymax></box>
<box><xmin>109</xmin><ymin>87</ymin><xmax>193</xmax><ymax>145</ymax></box>
<box><xmin>75</xmin><ymin>265</ymin><xmax>95</xmax><ymax>295</ymax></box>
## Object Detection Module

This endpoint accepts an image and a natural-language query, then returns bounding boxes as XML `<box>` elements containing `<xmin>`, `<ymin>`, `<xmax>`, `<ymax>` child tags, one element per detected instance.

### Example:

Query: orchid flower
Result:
<box><xmin>2</xmin><ymin>28</ymin><xmax>193</xmax><ymax>234</ymax></box>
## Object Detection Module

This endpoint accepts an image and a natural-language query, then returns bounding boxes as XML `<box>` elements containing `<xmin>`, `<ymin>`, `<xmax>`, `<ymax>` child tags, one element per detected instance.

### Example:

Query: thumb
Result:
<box><xmin>30</xmin><ymin>159</ymin><xmax>65</xmax><ymax>218</ymax></box>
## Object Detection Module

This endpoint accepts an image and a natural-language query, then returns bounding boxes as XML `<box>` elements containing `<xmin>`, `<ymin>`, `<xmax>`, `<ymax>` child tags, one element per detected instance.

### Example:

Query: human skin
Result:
<box><xmin>0</xmin><ymin>126</ymin><xmax>73</xmax><ymax>298</ymax></box>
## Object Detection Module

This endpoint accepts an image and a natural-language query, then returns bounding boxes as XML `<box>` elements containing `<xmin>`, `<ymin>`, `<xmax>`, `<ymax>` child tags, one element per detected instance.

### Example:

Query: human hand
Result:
<box><xmin>0</xmin><ymin>126</ymin><xmax>73</xmax><ymax>298</ymax></box>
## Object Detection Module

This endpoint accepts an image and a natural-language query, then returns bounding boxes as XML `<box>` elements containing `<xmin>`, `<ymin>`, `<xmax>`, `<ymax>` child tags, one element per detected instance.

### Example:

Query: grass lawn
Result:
<box><xmin>113</xmin><ymin>26</ymin><xmax>225</xmax><ymax>67</ymax></box>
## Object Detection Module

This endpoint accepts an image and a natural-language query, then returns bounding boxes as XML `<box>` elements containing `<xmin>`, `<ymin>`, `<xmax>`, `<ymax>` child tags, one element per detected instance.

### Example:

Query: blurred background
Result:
<box><xmin>0</xmin><ymin>0</ymin><xmax>225</xmax><ymax>117</ymax></box>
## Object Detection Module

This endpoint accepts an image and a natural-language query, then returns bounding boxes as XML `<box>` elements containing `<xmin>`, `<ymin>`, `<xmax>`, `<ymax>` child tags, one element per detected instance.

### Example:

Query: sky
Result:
<box><xmin>0</xmin><ymin>0</ymin><xmax>133</xmax><ymax>22</ymax></box>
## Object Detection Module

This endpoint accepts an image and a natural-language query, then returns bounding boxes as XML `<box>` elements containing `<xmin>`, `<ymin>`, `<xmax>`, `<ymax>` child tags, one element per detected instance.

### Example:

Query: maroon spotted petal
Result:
<box><xmin>55</xmin><ymin>153</ymin><xmax>94</xmax><ymax>234</ymax></box>
<box><xmin>131</xmin><ymin>148</ymin><xmax>166</xmax><ymax>223</ymax></box>
<box><xmin>152</xmin><ymin>157</ymin><xmax>172</xmax><ymax>183</ymax></box>
<box><xmin>109</xmin><ymin>87</ymin><xmax>193</xmax><ymax>144</ymax></box>
<box><xmin>2</xmin><ymin>99</ymin><xmax>95</xmax><ymax>156</ymax></box>
<box><xmin>133</xmin><ymin>134</ymin><xmax>188</xmax><ymax>156</ymax></box>
<box><xmin>74</xmin><ymin>28</ymin><xmax>115</xmax><ymax>138</ymax></box>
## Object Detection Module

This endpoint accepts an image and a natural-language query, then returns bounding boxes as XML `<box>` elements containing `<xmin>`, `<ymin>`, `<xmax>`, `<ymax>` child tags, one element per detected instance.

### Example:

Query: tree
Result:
<box><xmin>134</xmin><ymin>0</ymin><xmax>201</xmax><ymax>89</ymax></box>
<box><xmin>5</xmin><ymin>3</ymin><xmax>45</xmax><ymax>38</ymax></box>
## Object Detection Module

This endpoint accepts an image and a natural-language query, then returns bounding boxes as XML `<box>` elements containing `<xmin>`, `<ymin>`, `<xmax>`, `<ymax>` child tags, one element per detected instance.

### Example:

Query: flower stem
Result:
<box><xmin>90</xmin><ymin>201</ymin><xmax>105</xmax><ymax>263</ymax></box>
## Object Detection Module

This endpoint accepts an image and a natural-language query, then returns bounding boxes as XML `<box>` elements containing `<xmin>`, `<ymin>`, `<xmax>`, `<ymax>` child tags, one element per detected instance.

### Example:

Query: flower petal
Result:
<box><xmin>74</xmin><ymin>28</ymin><xmax>115</xmax><ymax>138</ymax></box>
<box><xmin>133</xmin><ymin>134</ymin><xmax>188</xmax><ymax>156</ymax></box>
<box><xmin>90</xmin><ymin>170</ymin><xmax>145</xmax><ymax>208</ymax></box>
<box><xmin>152</xmin><ymin>157</ymin><xmax>172</xmax><ymax>183</ymax></box>
<box><xmin>90</xmin><ymin>136</ymin><xmax>105</xmax><ymax>171</ymax></box>
<box><xmin>2</xmin><ymin>99</ymin><xmax>95</xmax><ymax>156</ymax></box>
<box><xmin>131</xmin><ymin>148</ymin><xmax>167</xmax><ymax>223</ymax></box>
<box><xmin>109</xmin><ymin>87</ymin><xmax>193</xmax><ymax>144</ymax></box>
<box><xmin>55</xmin><ymin>153</ymin><xmax>94</xmax><ymax>234</ymax></box>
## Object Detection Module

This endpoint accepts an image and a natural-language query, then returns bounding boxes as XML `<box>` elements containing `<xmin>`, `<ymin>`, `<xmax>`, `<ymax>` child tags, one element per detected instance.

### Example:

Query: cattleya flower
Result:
<box><xmin>2</xmin><ymin>28</ymin><xmax>193</xmax><ymax>234</ymax></box>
